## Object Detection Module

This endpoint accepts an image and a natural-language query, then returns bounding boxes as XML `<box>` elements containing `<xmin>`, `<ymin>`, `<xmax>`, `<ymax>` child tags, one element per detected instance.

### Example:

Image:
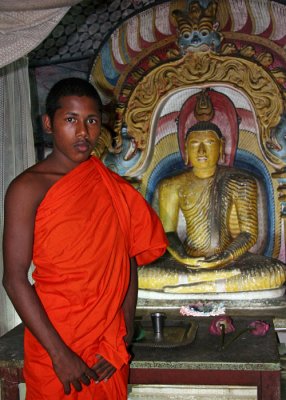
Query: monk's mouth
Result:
<box><xmin>74</xmin><ymin>141</ymin><xmax>90</xmax><ymax>152</ymax></box>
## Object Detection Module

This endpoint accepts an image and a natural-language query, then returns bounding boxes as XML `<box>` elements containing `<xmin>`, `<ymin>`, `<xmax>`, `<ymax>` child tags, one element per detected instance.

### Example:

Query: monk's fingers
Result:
<box><xmin>92</xmin><ymin>355</ymin><xmax>110</xmax><ymax>373</ymax></box>
<box><xmin>92</xmin><ymin>356</ymin><xmax>116</xmax><ymax>382</ymax></box>
<box><xmin>103</xmin><ymin>366</ymin><xmax>116</xmax><ymax>381</ymax></box>
<box><xmin>85</xmin><ymin>367</ymin><xmax>99</xmax><ymax>382</ymax></box>
<box><xmin>72</xmin><ymin>379</ymin><xmax>82</xmax><ymax>392</ymax></box>
<box><xmin>63</xmin><ymin>382</ymin><xmax>71</xmax><ymax>395</ymax></box>
<box><xmin>97</xmin><ymin>365</ymin><xmax>116</xmax><ymax>382</ymax></box>
<box><xmin>80</xmin><ymin>373</ymin><xmax>91</xmax><ymax>386</ymax></box>
<box><xmin>92</xmin><ymin>362</ymin><xmax>108</xmax><ymax>377</ymax></box>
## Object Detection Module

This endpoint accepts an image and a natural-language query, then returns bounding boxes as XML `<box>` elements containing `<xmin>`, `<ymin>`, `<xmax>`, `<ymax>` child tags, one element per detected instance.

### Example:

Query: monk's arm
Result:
<box><xmin>91</xmin><ymin>258</ymin><xmax>138</xmax><ymax>381</ymax></box>
<box><xmin>2</xmin><ymin>177</ymin><xmax>98</xmax><ymax>394</ymax></box>
<box><xmin>122</xmin><ymin>257</ymin><xmax>138</xmax><ymax>346</ymax></box>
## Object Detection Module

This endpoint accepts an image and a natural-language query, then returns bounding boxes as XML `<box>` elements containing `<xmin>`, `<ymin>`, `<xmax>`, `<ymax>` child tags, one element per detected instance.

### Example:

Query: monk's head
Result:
<box><xmin>185</xmin><ymin>121</ymin><xmax>224</xmax><ymax>177</ymax></box>
<box><xmin>45</xmin><ymin>78</ymin><xmax>103</xmax><ymax>125</ymax></box>
<box><xmin>43</xmin><ymin>78</ymin><xmax>102</xmax><ymax>166</ymax></box>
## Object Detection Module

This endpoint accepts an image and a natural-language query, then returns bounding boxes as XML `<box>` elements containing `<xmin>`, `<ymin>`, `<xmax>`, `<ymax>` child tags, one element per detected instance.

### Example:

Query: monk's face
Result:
<box><xmin>43</xmin><ymin>95</ymin><xmax>101</xmax><ymax>168</ymax></box>
<box><xmin>186</xmin><ymin>129</ymin><xmax>221</xmax><ymax>171</ymax></box>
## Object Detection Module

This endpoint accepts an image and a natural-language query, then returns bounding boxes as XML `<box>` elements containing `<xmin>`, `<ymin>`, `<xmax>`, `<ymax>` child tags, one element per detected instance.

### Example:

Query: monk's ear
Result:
<box><xmin>42</xmin><ymin>114</ymin><xmax>53</xmax><ymax>134</ymax></box>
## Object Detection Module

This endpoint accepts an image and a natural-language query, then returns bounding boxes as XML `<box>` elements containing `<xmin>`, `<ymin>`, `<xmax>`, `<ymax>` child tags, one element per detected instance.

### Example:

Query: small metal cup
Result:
<box><xmin>150</xmin><ymin>312</ymin><xmax>166</xmax><ymax>335</ymax></box>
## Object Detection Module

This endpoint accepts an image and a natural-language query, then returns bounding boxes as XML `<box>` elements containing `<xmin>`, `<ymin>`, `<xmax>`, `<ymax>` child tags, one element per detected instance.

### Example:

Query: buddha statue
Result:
<box><xmin>138</xmin><ymin>120</ymin><xmax>286</xmax><ymax>294</ymax></box>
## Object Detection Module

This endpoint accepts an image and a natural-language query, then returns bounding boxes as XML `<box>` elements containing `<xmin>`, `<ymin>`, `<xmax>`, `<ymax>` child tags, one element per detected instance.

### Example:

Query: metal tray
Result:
<box><xmin>132</xmin><ymin>318</ymin><xmax>198</xmax><ymax>348</ymax></box>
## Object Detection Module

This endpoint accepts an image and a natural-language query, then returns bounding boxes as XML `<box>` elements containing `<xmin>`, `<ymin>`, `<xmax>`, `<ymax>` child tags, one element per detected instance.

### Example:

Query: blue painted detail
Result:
<box><xmin>189</xmin><ymin>0</ymin><xmax>214</xmax><ymax>8</ymax></box>
<box><xmin>100</xmin><ymin>42</ymin><xmax>120</xmax><ymax>85</ymax></box>
<box><xmin>234</xmin><ymin>149</ymin><xmax>275</xmax><ymax>257</ymax></box>
<box><xmin>267</xmin><ymin>113</ymin><xmax>286</xmax><ymax>163</ymax></box>
<box><xmin>178</xmin><ymin>29</ymin><xmax>221</xmax><ymax>53</ymax></box>
<box><xmin>145</xmin><ymin>153</ymin><xmax>185</xmax><ymax>203</ymax></box>
<box><xmin>175</xmin><ymin>0</ymin><xmax>222</xmax><ymax>53</ymax></box>
<box><xmin>103</xmin><ymin>126</ymin><xmax>141</xmax><ymax>176</ymax></box>
<box><xmin>120</xmin><ymin>30</ymin><xmax>131</xmax><ymax>64</ymax></box>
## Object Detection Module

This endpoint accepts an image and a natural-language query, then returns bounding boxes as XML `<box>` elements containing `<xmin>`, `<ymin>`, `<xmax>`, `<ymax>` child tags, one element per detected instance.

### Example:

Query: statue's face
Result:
<box><xmin>186</xmin><ymin>130</ymin><xmax>221</xmax><ymax>170</ymax></box>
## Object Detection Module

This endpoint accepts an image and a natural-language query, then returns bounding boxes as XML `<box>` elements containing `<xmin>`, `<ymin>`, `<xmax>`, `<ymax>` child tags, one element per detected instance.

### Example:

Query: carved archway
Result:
<box><xmin>124</xmin><ymin>52</ymin><xmax>284</xmax><ymax>172</ymax></box>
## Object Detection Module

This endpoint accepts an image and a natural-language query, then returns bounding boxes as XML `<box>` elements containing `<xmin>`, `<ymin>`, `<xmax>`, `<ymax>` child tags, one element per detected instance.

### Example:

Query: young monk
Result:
<box><xmin>2</xmin><ymin>77</ymin><xmax>167</xmax><ymax>399</ymax></box>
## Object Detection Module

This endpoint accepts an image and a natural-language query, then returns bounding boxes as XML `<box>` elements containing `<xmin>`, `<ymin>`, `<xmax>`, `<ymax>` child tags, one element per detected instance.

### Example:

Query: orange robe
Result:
<box><xmin>24</xmin><ymin>156</ymin><xmax>167</xmax><ymax>399</ymax></box>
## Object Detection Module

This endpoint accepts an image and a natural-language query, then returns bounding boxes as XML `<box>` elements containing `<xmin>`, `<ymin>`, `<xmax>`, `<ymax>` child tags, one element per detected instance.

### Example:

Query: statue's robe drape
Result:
<box><xmin>24</xmin><ymin>156</ymin><xmax>167</xmax><ymax>399</ymax></box>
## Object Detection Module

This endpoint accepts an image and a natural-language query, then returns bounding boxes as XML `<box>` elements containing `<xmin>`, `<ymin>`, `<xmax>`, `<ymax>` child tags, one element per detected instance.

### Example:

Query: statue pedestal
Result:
<box><xmin>137</xmin><ymin>294</ymin><xmax>286</xmax><ymax>317</ymax></box>
<box><xmin>138</xmin><ymin>287</ymin><xmax>286</xmax><ymax>301</ymax></box>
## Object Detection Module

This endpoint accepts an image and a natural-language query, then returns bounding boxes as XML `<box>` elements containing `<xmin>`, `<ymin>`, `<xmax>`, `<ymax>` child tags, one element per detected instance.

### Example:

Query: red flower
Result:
<box><xmin>248</xmin><ymin>320</ymin><xmax>270</xmax><ymax>336</ymax></box>
<box><xmin>209</xmin><ymin>315</ymin><xmax>235</xmax><ymax>335</ymax></box>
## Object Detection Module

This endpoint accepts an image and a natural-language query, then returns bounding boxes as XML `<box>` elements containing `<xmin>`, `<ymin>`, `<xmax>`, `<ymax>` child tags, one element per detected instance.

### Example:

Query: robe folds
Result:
<box><xmin>24</xmin><ymin>156</ymin><xmax>167</xmax><ymax>400</ymax></box>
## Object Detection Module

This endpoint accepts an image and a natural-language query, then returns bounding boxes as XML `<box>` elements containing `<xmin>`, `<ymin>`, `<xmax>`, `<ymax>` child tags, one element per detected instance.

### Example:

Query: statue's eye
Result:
<box><xmin>201</xmin><ymin>30</ymin><xmax>209</xmax><ymax>37</ymax></box>
<box><xmin>183</xmin><ymin>32</ymin><xmax>191</xmax><ymax>39</ymax></box>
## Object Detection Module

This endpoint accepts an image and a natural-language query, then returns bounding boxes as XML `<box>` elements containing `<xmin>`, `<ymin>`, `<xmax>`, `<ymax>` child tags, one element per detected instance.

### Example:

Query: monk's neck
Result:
<box><xmin>192</xmin><ymin>166</ymin><xmax>217</xmax><ymax>179</ymax></box>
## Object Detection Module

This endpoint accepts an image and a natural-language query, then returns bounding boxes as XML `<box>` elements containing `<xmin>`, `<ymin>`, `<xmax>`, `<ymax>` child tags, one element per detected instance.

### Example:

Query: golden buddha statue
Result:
<box><xmin>138</xmin><ymin>120</ymin><xmax>286</xmax><ymax>294</ymax></box>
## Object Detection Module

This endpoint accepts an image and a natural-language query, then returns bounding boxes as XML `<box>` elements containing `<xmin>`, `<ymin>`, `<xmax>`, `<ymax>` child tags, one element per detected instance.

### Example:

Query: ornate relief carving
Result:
<box><xmin>125</xmin><ymin>52</ymin><xmax>283</xmax><ymax>166</ymax></box>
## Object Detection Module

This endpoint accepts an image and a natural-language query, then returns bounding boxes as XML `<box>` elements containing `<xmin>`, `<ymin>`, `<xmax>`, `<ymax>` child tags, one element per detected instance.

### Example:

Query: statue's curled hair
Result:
<box><xmin>186</xmin><ymin>121</ymin><xmax>223</xmax><ymax>139</ymax></box>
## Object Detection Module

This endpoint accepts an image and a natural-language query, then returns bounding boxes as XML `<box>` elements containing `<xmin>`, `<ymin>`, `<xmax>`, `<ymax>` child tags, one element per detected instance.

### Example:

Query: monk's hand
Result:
<box><xmin>52</xmin><ymin>347</ymin><xmax>98</xmax><ymax>395</ymax></box>
<box><xmin>123</xmin><ymin>330</ymin><xmax>134</xmax><ymax>347</ymax></box>
<box><xmin>92</xmin><ymin>354</ymin><xmax>116</xmax><ymax>382</ymax></box>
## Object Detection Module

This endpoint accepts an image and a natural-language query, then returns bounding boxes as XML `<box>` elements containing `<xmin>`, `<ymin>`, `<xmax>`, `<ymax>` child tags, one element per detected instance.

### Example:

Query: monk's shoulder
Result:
<box><xmin>5</xmin><ymin>161</ymin><xmax>57</xmax><ymax>209</ymax></box>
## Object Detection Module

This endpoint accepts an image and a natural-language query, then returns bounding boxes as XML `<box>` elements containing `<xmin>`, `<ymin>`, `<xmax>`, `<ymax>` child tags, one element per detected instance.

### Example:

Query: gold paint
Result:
<box><xmin>125</xmin><ymin>52</ymin><xmax>283</xmax><ymax>168</ymax></box>
<box><xmin>223</xmin><ymin>31</ymin><xmax>286</xmax><ymax>62</ymax></box>
<box><xmin>138</xmin><ymin>127</ymin><xmax>286</xmax><ymax>293</ymax></box>
<box><xmin>90</xmin><ymin>54</ymin><xmax>115</xmax><ymax>96</ymax></box>
<box><xmin>91</xmin><ymin>126</ymin><xmax>117</xmax><ymax>159</ymax></box>
<box><xmin>140</xmin><ymin>133</ymin><xmax>179</xmax><ymax>197</ymax></box>
<box><xmin>114</xmin><ymin>35</ymin><xmax>178</xmax><ymax>97</ymax></box>
<box><xmin>185</xmin><ymin>130</ymin><xmax>221</xmax><ymax>178</ymax></box>
<box><xmin>216</xmin><ymin>0</ymin><xmax>230</xmax><ymax>31</ymax></box>
<box><xmin>238</xmin><ymin>130</ymin><xmax>281</xmax><ymax>258</ymax></box>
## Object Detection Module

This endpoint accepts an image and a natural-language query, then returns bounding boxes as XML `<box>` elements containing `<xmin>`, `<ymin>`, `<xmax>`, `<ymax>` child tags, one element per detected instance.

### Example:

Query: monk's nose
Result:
<box><xmin>76</xmin><ymin>121</ymin><xmax>89</xmax><ymax>138</ymax></box>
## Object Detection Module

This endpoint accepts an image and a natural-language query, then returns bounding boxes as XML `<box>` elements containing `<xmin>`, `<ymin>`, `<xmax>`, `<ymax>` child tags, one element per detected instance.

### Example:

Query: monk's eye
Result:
<box><xmin>87</xmin><ymin>118</ymin><xmax>99</xmax><ymax>125</ymax></box>
<box><xmin>66</xmin><ymin>117</ymin><xmax>76</xmax><ymax>123</ymax></box>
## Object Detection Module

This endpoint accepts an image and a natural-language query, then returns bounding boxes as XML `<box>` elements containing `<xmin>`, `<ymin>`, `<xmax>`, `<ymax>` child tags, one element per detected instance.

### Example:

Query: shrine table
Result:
<box><xmin>0</xmin><ymin>317</ymin><xmax>281</xmax><ymax>400</ymax></box>
<box><xmin>130</xmin><ymin>317</ymin><xmax>280</xmax><ymax>400</ymax></box>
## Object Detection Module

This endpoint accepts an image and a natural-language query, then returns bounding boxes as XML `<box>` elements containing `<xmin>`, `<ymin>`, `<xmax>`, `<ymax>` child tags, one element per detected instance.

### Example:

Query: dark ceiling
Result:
<box><xmin>28</xmin><ymin>0</ymin><xmax>286</xmax><ymax>68</ymax></box>
<box><xmin>28</xmin><ymin>0</ymin><xmax>155</xmax><ymax>67</ymax></box>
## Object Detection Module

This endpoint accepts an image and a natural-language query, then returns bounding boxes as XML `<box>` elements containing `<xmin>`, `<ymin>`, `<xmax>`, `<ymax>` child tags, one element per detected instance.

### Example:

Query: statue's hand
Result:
<box><xmin>194</xmin><ymin>251</ymin><xmax>234</xmax><ymax>269</ymax></box>
<box><xmin>167</xmin><ymin>246</ymin><xmax>204</xmax><ymax>267</ymax></box>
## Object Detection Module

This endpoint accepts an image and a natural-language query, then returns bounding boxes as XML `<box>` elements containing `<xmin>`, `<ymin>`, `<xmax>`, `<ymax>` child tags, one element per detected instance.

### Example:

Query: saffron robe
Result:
<box><xmin>24</xmin><ymin>156</ymin><xmax>167</xmax><ymax>399</ymax></box>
